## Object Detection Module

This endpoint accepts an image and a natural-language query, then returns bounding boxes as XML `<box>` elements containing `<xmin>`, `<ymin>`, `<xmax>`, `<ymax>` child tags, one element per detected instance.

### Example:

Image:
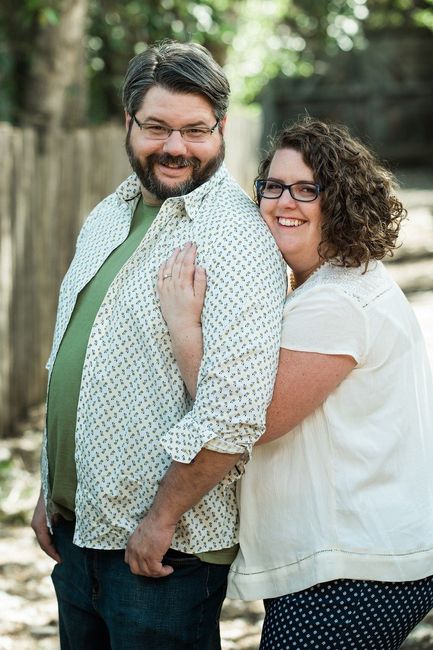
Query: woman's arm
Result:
<box><xmin>258</xmin><ymin>347</ymin><xmax>356</xmax><ymax>444</ymax></box>
<box><xmin>157</xmin><ymin>243</ymin><xmax>206</xmax><ymax>399</ymax></box>
<box><xmin>158</xmin><ymin>245</ymin><xmax>356</xmax><ymax>440</ymax></box>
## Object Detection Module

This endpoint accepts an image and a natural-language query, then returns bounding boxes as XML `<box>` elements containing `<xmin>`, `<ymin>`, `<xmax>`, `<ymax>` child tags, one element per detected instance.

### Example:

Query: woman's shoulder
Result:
<box><xmin>286</xmin><ymin>261</ymin><xmax>396</xmax><ymax>310</ymax></box>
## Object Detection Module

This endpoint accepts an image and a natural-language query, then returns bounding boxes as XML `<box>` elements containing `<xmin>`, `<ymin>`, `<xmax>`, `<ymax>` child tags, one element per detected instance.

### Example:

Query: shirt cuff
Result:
<box><xmin>160</xmin><ymin>417</ymin><xmax>251</xmax><ymax>485</ymax></box>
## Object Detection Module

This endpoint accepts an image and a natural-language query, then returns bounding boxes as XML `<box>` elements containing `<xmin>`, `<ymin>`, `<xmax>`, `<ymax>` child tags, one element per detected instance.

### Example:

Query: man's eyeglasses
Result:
<box><xmin>132</xmin><ymin>115</ymin><xmax>220</xmax><ymax>143</ymax></box>
<box><xmin>255</xmin><ymin>179</ymin><xmax>323</xmax><ymax>202</ymax></box>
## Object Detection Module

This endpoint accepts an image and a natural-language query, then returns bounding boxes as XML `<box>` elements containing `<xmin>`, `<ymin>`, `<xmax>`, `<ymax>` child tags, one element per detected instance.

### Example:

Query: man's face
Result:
<box><xmin>125</xmin><ymin>85</ymin><xmax>226</xmax><ymax>201</ymax></box>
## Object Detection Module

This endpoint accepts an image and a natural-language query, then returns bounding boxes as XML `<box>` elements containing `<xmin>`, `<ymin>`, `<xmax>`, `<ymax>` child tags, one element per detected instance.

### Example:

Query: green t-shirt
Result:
<box><xmin>47</xmin><ymin>199</ymin><xmax>159</xmax><ymax>519</ymax></box>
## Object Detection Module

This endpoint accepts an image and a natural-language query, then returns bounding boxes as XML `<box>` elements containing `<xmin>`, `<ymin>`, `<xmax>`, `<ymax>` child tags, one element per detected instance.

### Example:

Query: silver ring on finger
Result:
<box><xmin>163</xmin><ymin>274</ymin><xmax>172</xmax><ymax>280</ymax></box>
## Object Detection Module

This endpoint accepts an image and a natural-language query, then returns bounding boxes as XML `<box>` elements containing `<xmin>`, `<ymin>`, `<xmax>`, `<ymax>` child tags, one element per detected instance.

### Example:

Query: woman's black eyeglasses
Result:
<box><xmin>255</xmin><ymin>179</ymin><xmax>323</xmax><ymax>202</ymax></box>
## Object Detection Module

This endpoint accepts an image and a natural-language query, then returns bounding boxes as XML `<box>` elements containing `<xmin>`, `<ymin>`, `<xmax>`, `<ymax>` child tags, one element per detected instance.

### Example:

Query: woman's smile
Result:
<box><xmin>277</xmin><ymin>217</ymin><xmax>306</xmax><ymax>227</ymax></box>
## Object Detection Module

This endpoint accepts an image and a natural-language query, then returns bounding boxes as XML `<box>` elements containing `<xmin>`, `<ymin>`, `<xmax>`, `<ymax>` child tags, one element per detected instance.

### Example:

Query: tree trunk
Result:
<box><xmin>22</xmin><ymin>0</ymin><xmax>88</xmax><ymax>131</ymax></box>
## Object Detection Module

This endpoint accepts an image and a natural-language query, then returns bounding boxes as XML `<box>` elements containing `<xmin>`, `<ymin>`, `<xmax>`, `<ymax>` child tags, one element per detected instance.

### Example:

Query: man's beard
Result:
<box><xmin>125</xmin><ymin>134</ymin><xmax>225</xmax><ymax>200</ymax></box>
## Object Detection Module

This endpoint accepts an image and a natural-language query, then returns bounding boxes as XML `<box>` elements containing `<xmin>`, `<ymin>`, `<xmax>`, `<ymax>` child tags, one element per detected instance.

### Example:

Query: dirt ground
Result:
<box><xmin>1</xmin><ymin>169</ymin><xmax>433</xmax><ymax>650</ymax></box>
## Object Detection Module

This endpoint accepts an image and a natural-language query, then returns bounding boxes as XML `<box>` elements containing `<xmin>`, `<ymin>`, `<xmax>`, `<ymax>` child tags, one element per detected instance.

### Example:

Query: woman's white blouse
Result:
<box><xmin>228</xmin><ymin>262</ymin><xmax>433</xmax><ymax>601</ymax></box>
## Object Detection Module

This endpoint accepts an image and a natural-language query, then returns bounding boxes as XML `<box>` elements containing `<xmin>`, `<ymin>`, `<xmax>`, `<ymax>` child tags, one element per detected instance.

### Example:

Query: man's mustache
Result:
<box><xmin>149</xmin><ymin>153</ymin><xmax>201</xmax><ymax>170</ymax></box>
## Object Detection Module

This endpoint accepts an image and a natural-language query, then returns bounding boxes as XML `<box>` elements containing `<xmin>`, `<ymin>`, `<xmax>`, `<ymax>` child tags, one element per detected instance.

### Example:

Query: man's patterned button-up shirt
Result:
<box><xmin>41</xmin><ymin>164</ymin><xmax>287</xmax><ymax>552</ymax></box>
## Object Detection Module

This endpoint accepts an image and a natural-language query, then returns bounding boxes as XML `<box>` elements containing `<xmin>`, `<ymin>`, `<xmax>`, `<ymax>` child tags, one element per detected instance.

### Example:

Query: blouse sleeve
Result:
<box><xmin>280</xmin><ymin>286</ymin><xmax>368</xmax><ymax>365</ymax></box>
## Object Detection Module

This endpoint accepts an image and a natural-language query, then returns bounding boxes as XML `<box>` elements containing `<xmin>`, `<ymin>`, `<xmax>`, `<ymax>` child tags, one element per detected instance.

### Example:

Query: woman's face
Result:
<box><xmin>259</xmin><ymin>148</ymin><xmax>323</xmax><ymax>273</ymax></box>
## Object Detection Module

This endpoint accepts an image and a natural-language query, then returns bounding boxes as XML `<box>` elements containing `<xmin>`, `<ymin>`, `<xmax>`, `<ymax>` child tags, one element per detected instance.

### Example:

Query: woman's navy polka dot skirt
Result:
<box><xmin>260</xmin><ymin>576</ymin><xmax>433</xmax><ymax>649</ymax></box>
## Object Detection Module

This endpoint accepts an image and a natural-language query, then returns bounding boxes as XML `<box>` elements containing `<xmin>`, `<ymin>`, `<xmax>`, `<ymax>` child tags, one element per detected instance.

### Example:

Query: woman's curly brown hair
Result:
<box><xmin>256</xmin><ymin>117</ymin><xmax>407</xmax><ymax>268</ymax></box>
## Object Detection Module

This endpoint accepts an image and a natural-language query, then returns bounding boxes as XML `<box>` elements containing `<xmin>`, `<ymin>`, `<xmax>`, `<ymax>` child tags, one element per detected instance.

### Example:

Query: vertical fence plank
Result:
<box><xmin>9</xmin><ymin>127</ymin><xmax>36</xmax><ymax>421</ymax></box>
<box><xmin>0</xmin><ymin>125</ymin><xmax>14</xmax><ymax>433</ymax></box>
<box><xmin>32</xmin><ymin>130</ymin><xmax>61</xmax><ymax>400</ymax></box>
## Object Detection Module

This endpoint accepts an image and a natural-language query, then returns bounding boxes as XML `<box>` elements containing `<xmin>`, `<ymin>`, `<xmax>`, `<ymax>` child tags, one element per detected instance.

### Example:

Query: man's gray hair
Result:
<box><xmin>122</xmin><ymin>41</ymin><xmax>230</xmax><ymax>121</ymax></box>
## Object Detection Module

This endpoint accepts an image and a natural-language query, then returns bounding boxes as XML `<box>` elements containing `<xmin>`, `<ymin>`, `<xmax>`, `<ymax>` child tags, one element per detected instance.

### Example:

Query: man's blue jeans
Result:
<box><xmin>51</xmin><ymin>518</ymin><xmax>230</xmax><ymax>650</ymax></box>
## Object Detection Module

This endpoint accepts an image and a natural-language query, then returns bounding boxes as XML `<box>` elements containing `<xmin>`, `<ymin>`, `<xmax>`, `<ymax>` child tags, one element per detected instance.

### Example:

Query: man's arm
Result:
<box><xmin>124</xmin><ymin>246</ymin><xmax>238</xmax><ymax>578</ymax></box>
<box><xmin>125</xmin><ymin>449</ymin><xmax>241</xmax><ymax>576</ymax></box>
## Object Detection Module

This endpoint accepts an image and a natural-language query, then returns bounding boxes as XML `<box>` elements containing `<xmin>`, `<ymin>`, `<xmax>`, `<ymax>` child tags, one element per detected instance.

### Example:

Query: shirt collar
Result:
<box><xmin>115</xmin><ymin>164</ymin><xmax>230</xmax><ymax>220</ymax></box>
<box><xmin>116</xmin><ymin>174</ymin><xmax>142</xmax><ymax>203</ymax></box>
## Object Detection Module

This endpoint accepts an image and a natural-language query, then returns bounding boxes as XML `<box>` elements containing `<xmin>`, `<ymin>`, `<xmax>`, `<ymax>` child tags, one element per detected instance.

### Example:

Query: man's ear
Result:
<box><xmin>219</xmin><ymin>115</ymin><xmax>227</xmax><ymax>135</ymax></box>
<box><xmin>125</xmin><ymin>110</ymin><xmax>132</xmax><ymax>131</ymax></box>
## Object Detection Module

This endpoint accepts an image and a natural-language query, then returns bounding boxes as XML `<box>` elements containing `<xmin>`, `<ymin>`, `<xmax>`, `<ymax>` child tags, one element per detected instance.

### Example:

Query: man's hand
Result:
<box><xmin>125</xmin><ymin>451</ymin><xmax>241</xmax><ymax>578</ymax></box>
<box><xmin>31</xmin><ymin>490</ymin><xmax>61</xmax><ymax>563</ymax></box>
<box><xmin>125</xmin><ymin>511</ymin><xmax>176</xmax><ymax>578</ymax></box>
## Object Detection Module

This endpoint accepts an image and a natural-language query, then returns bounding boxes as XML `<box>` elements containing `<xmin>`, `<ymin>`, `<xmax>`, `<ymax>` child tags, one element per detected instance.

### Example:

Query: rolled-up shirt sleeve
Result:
<box><xmin>160</xmin><ymin>211</ymin><xmax>287</xmax><ymax>468</ymax></box>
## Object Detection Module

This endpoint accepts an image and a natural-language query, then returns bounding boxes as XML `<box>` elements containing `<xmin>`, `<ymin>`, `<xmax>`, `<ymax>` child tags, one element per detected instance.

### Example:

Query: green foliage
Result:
<box><xmin>412</xmin><ymin>0</ymin><xmax>433</xmax><ymax>29</ymax></box>
<box><xmin>0</xmin><ymin>0</ymin><xmax>432</xmax><ymax>122</ymax></box>
<box><xmin>362</xmin><ymin>0</ymin><xmax>433</xmax><ymax>29</ymax></box>
<box><xmin>226</xmin><ymin>0</ymin><xmax>433</xmax><ymax>103</ymax></box>
<box><xmin>225</xmin><ymin>0</ymin><xmax>369</xmax><ymax>103</ymax></box>
<box><xmin>0</xmin><ymin>0</ymin><xmax>62</xmax><ymax>121</ymax></box>
<box><xmin>86</xmin><ymin>0</ymin><xmax>240</xmax><ymax>122</ymax></box>
<box><xmin>413</xmin><ymin>8</ymin><xmax>433</xmax><ymax>28</ymax></box>
<box><xmin>0</xmin><ymin>0</ymin><xmax>239</xmax><ymax>123</ymax></box>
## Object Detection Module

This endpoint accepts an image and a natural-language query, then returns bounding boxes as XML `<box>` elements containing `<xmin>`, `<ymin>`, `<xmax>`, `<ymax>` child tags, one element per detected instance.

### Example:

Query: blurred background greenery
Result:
<box><xmin>1</xmin><ymin>1</ymin><xmax>432</xmax><ymax>139</ymax></box>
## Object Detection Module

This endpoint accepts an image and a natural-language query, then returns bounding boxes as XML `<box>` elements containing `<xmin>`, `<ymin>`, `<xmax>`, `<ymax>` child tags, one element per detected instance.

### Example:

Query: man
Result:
<box><xmin>32</xmin><ymin>41</ymin><xmax>286</xmax><ymax>649</ymax></box>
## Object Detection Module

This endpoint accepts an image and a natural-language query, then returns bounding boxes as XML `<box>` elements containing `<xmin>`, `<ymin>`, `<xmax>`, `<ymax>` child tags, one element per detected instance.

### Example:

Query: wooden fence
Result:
<box><xmin>0</xmin><ymin>113</ymin><xmax>260</xmax><ymax>436</ymax></box>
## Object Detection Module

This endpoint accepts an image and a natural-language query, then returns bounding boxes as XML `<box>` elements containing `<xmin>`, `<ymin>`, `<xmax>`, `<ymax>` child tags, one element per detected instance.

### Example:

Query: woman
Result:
<box><xmin>157</xmin><ymin>118</ymin><xmax>433</xmax><ymax>649</ymax></box>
